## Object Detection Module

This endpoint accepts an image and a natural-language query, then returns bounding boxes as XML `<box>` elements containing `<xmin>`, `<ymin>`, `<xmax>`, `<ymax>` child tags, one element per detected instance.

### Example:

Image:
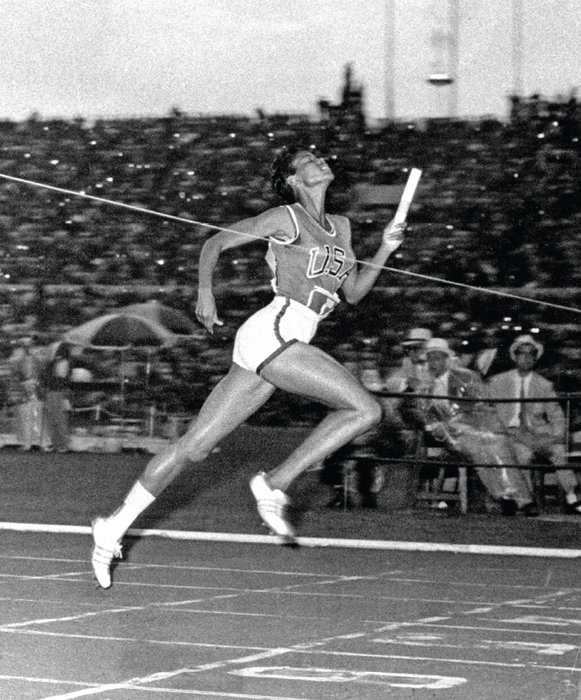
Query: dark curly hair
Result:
<box><xmin>270</xmin><ymin>145</ymin><xmax>305</xmax><ymax>203</ymax></box>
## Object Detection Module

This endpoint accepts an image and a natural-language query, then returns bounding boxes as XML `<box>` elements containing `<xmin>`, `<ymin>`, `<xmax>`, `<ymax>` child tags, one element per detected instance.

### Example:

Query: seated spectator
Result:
<box><xmin>385</xmin><ymin>327</ymin><xmax>433</xmax><ymax>395</ymax></box>
<box><xmin>409</xmin><ymin>337</ymin><xmax>538</xmax><ymax>515</ymax></box>
<box><xmin>381</xmin><ymin>328</ymin><xmax>434</xmax><ymax>505</ymax></box>
<box><xmin>488</xmin><ymin>334</ymin><xmax>581</xmax><ymax>515</ymax></box>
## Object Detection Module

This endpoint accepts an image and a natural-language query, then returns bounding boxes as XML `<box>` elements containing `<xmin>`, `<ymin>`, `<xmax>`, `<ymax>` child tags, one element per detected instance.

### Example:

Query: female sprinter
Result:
<box><xmin>91</xmin><ymin>146</ymin><xmax>406</xmax><ymax>588</ymax></box>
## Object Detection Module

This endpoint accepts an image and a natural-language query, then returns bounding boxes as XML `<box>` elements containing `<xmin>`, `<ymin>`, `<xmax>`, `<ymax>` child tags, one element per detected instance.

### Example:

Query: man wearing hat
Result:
<box><xmin>488</xmin><ymin>334</ymin><xmax>581</xmax><ymax>514</ymax></box>
<box><xmin>383</xmin><ymin>327</ymin><xmax>434</xmax><ymax>429</ymax></box>
<box><xmin>409</xmin><ymin>337</ymin><xmax>538</xmax><ymax>515</ymax></box>
<box><xmin>376</xmin><ymin>328</ymin><xmax>434</xmax><ymax>505</ymax></box>
<box><xmin>385</xmin><ymin>328</ymin><xmax>433</xmax><ymax>394</ymax></box>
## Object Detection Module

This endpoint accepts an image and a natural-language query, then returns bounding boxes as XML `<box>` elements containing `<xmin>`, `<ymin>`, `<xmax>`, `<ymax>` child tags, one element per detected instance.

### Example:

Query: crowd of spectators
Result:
<box><xmin>0</xmin><ymin>92</ymin><xmax>580</xmax><ymax>425</ymax></box>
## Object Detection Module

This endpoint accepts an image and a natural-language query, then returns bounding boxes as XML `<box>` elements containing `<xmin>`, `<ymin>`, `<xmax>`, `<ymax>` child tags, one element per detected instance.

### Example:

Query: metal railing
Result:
<box><xmin>355</xmin><ymin>390</ymin><xmax>581</xmax><ymax>472</ymax></box>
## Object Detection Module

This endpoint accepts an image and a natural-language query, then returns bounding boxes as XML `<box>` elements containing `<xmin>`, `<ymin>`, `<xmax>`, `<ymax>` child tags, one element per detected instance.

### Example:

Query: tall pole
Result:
<box><xmin>448</xmin><ymin>0</ymin><xmax>460</xmax><ymax>118</ymax></box>
<box><xmin>512</xmin><ymin>0</ymin><xmax>523</xmax><ymax>96</ymax></box>
<box><xmin>385</xmin><ymin>0</ymin><xmax>396</xmax><ymax>120</ymax></box>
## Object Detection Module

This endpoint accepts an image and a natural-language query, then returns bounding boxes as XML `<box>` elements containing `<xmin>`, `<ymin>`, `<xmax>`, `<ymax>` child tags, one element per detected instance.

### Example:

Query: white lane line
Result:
<box><xmin>0</xmin><ymin>596</ymin><xmax>110</xmax><ymax>607</ymax></box>
<box><xmin>377</xmin><ymin>621</ymin><xmax>581</xmax><ymax>638</ymax></box>
<box><xmin>0</xmin><ymin>592</ymin><xmax>247</xmax><ymax>631</ymax></box>
<box><xmin>0</xmin><ymin>573</ymin><xmax>245</xmax><ymax>590</ymax></box>
<box><xmin>96</xmin><ymin>575</ymin><xmax>376</xmax><ymax>598</ymax></box>
<box><xmin>0</xmin><ymin>570</ymin><xmax>360</xmax><ymax>631</ymax></box>
<box><xmin>131</xmin><ymin>563</ymin><xmax>357</xmax><ymax>579</ymax></box>
<box><xmin>2</xmin><ymin>627</ymin><xmax>269</xmax><ymax>651</ymax></box>
<box><xmin>44</xmin><ymin>689</ymin><xmax>309</xmax><ymax>700</ymax></box>
<box><xmin>6</xmin><ymin>623</ymin><xmax>581</xmax><ymax>678</ymax></box>
<box><xmin>38</xmin><ymin>668</ymin><xmax>199</xmax><ymax>700</ymax></box>
<box><xmin>3</xmin><ymin>565</ymin><xmax>578</xmax><ymax>653</ymax></box>
<box><xmin>461</xmin><ymin>590</ymin><xmax>574</xmax><ymax>616</ymax></box>
<box><xmin>7</xmin><ymin>597</ymin><xmax>579</xmax><ymax>698</ymax></box>
<box><xmin>352</xmin><ymin>576</ymin><xmax>581</xmax><ymax>591</ymax></box>
<box><xmin>0</xmin><ymin>676</ymin><xmax>92</xmax><ymax>689</ymax></box>
<box><xmin>3</xmin><ymin>549</ymin><xmax>580</xmax><ymax>596</ymax></box>
<box><xmin>3</xmin><ymin>578</ymin><xmax>578</xmax><ymax>612</ymax></box>
<box><xmin>2</xmin><ymin>571</ymin><xmax>97</xmax><ymax>581</ymax></box>
<box><xmin>47</xmin><ymin>690</ymin><xmax>308</xmax><ymax>700</ymax></box>
<box><xmin>0</xmin><ymin>553</ymin><xmax>378</xmax><ymax>580</ymax></box>
<box><xmin>0</xmin><ymin>604</ymin><xmax>152</xmax><ymax>630</ymax></box>
<box><xmin>0</xmin><ymin>553</ymin><xmax>344</xmax><ymax>578</ymax></box>
<box><xmin>312</xmin><ymin>648</ymin><xmax>581</xmax><ymax>673</ymax></box>
<box><xmin>1</xmin><ymin>521</ymin><xmax>580</xmax><ymax>558</ymax></box>
<box><xmin>372</xmin><ymin>633</ymin><xmax>577</xmax><ymax>656</ymax></box>
<box><xmin>3</xmin><ymin>532</ymin><xmax>579</xmax><ymax>694</ymax></box>
<box><xmin>37</xmin><ymin>623</ymin><xmax>405</xmax><ymax>700</ymax></box>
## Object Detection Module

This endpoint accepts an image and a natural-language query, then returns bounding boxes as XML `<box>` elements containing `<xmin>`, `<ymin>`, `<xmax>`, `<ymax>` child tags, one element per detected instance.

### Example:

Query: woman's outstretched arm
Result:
<box><xmin>342</xmin><ymin>218</ymin><xmax>406</xmax><ymax>304</ymax></box>
<box><xmin>195</xmin><ymin>207</ymin><xmax>290</xmax><ymax>333</ymax></box>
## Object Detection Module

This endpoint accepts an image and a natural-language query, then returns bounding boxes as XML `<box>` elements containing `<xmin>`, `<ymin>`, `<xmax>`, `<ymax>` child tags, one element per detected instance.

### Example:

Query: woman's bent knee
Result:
<box><xmin>356</xmin><ymin>397</ymin><xmax>383</xmax><ymax>432</ymax></box>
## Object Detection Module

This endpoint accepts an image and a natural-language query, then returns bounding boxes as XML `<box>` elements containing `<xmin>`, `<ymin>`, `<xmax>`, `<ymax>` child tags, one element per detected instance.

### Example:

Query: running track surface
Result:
<box><xmin>3</xmin><ymin>532</ymin><xmax>581</xmax><ymax>700</ymax></box>
<box><xmin>2</xmin><ymin>444</ymin><xmax>581</xmax><ymax>698</ymax></box>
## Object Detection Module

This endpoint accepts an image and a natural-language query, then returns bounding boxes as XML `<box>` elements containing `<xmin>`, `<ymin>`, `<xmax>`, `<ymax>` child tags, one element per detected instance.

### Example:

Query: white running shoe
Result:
<box><xmin>249</xmin><ymin>472</ymin><xmax>296</xmax><ymax>539</ymax></box>
<box><xmin>91</xmin><ymin>517</ymin><xmax>123</xmax><ymax>589</ymax></box>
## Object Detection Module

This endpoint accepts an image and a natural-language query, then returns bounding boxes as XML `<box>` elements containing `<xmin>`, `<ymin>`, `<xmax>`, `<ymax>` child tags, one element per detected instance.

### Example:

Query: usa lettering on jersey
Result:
<box><xmin>306</xmin><ymin>245</ymin><xmax>350</xmax><ymax>281</ymax></box>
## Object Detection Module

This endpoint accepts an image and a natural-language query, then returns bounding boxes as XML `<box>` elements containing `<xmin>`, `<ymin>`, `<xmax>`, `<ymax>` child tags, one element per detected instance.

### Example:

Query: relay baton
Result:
<box><xmin>394</xmin><ymin>168</ymin><xmax>422</xmax><ymax>224</ymax></box>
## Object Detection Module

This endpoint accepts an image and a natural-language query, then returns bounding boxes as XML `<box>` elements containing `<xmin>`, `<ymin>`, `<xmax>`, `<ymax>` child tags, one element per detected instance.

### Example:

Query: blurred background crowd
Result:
<box><xmin>0</xmin><ymin>67</ymin><xmax>580</xmax><ymax>429</ymax></box>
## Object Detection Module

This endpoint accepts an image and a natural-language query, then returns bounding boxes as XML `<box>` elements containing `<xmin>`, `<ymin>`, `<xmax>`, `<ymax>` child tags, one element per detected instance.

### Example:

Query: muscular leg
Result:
<box><xmin>139</xmin><ymin>364</ymin><xmax>276</xmax><ymax>495</ymax></box>
<box><xmin>111</xmin><ymin>342</ymin><xmax>377</xmax><ymax>501</ymax></box>
<box><xmin>259</xmin><ymin>342</ymin><xmax>382</xmax><ymax>491</ymax></box>
<box><xmin>92</xmin><ymin>343</ymin><xmax>378</xmax><ymax>587</ymax></box>
<box><xmin>101</xmin><ymin>364</ymin><xmax>274</xmax><ymax>535</ymax></box>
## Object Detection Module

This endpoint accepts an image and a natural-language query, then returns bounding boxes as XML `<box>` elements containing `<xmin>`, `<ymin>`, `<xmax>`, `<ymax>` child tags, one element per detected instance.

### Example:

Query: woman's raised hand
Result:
<box><xmin>382</xmin><ymin>219</ymin><xmax>407</xmax><ymax>252</ymax></box>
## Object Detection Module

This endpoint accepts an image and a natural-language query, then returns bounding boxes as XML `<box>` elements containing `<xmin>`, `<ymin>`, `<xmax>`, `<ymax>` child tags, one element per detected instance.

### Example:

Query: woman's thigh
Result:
<box><xmin>260</xmin><ymin>342</ymin><xmax>377</xmax><ymax>411</ymax></box>
<box><xmin>179</xmin><ymin>363</ymin><xmax>276</xmax><ymax>452</ymax></box>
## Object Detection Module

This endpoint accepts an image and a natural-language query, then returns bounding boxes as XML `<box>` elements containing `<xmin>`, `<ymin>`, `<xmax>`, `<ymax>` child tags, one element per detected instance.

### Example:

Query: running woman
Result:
<box><xmin>91</xmin><ymin>146</ymin><xmax>406</xmax><ymax>588</ymax></box>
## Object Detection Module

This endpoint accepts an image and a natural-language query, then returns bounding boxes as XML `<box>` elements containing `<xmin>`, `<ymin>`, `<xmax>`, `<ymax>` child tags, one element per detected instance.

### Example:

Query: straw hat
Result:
<box><xmin>401</xmin><ymin>327</ymin><xmax>433</xmax><ymax>346</ymax></box>
<box><xmin>425</xmin><ymin>337</ymin><xmax>454</xmax><ymax>356</ymax></box>
<box><xmin>509</xmin><ymin>334</ymin><xmax>543</xmax><ymax>362</ymax></box>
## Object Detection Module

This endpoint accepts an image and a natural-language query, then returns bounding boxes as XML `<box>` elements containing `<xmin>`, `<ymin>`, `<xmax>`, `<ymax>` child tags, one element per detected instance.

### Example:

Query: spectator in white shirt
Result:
<box><xmin>488</xmin><ymin>334</ymin><xmax>581</xmax><ymax>514</ymax></box>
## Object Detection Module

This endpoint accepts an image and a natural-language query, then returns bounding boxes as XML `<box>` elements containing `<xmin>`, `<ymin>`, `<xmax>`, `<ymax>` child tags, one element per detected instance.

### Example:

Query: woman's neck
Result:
<box><xmin>296</xmin><ymin>189</ymin><xmax>328</xmax><ymax>229</ymax></box>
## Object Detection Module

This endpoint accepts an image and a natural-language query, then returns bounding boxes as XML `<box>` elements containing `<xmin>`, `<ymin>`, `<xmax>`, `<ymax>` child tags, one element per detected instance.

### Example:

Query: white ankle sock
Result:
<box><xmin>565</xmin><ymin>492</ymin><xmax>578</xmax><ymax>505</ymax></box>
<box><xmin>107</xmin><ymin>481</ymin><xmax>156</xmax><ymax>540</ymax></box>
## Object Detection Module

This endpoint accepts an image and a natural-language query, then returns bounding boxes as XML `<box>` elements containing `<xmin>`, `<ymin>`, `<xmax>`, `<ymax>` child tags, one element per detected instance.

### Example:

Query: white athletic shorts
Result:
<box><xmin>233</xmin><ymin>296</ymin><xmax>320</xmax><ymax>375</ymax></box>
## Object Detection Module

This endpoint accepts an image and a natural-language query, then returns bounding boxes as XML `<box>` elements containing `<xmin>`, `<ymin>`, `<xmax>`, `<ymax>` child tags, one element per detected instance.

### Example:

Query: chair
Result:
<box><xmin>413</xmin><ymin>431</ymin><xmax>469</xmax><ymax>513</ymax></box>
<box><xmin>516</xmin><ymin>429</ymin><xmax>581</xmax><ymax>511</ymax></box>
<box><xmin>568</xmin><ymin>430</ymin><xmax>581</xmax><ymax>464</ymax></box>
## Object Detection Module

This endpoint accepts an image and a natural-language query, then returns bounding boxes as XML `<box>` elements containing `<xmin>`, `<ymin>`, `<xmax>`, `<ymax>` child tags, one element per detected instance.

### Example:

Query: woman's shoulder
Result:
<box><xmin>328</xmin><ymin>213</ymin><xmax>352</xmax><ymax>240</ymax></box>
<box><xmin>328</xmin><ymin>212</ymin><xmax>350</xmax><ymax>226</ymax></box>
<box><xmin>264</xmin><ymin>205</ymin><xmax>300</xmax><ymax>243</ymax></box>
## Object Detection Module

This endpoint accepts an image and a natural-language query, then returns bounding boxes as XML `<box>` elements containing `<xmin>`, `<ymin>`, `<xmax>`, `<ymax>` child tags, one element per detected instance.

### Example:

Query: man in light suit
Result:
<box><xmin>386</xmin><ymin>328</ymin><xmax>433</xmax><ymax>394</ymax></box>
<box><xmin>410</xmin><ymin>338</ymin><xmax>537</xmax><ymax>515</ymax></box>
<box><xmin>488</xmin><ymin>334</ymin><xmax>581</xmax><ymax>514</ymax></box>
<box><xmin>380</xmin><ymin>328</ymin><xmax>434</xmax><ymax>507</ymax></box>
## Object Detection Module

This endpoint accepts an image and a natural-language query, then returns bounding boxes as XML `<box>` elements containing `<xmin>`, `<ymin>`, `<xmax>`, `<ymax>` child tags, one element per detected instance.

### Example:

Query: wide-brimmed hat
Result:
<box><xmin>401</xmin><ymin>327</ymin><xmax>433</xmax><ymax>346</ymax></box>
<box><xmin>425</xmin><ymin>337</ymin><xmax>454</xmax><ymax>356</ymax></box>
<box><xmin>509</xmin><ymin>334</ymin><xmax>543</xmax><ymax>361</ymax></box>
